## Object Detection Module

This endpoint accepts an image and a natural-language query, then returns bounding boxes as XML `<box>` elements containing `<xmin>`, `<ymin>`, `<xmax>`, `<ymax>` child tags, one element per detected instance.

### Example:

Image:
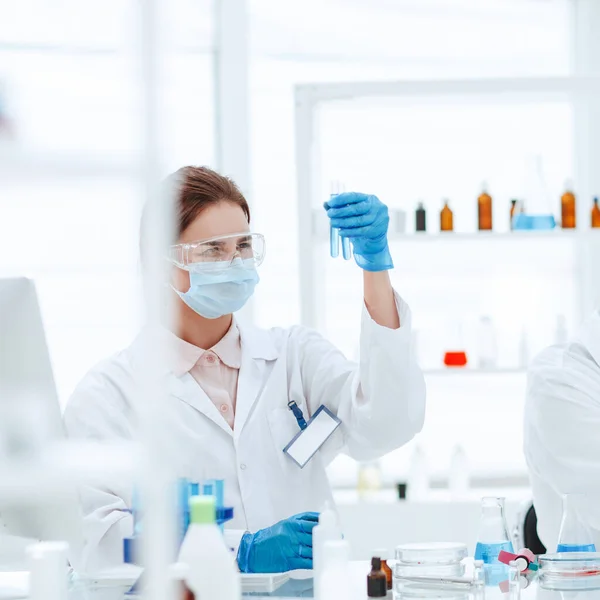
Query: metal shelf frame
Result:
<box><xmin>295</xmin><ymin>74</ymin><xmax>600</xmax><ymax>330</ymax></box>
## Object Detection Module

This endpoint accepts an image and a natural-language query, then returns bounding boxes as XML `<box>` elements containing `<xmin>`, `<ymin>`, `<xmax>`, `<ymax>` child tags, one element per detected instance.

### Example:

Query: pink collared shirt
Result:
<box><xmin>169</xmin><ymin>322</ymin><xmax>241</xmax><ymax>429</ymax></box>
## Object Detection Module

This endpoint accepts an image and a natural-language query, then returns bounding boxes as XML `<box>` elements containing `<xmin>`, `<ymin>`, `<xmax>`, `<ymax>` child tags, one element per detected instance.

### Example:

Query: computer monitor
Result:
<box><xmin>0</xmin><ymin>277</ymin><xmax>82</xmax><ymax>566</ymax></box>
<box><xmin>0</xmin><ymin>277</ymin><xmax>63</xmax><ymax>454</ymax></box>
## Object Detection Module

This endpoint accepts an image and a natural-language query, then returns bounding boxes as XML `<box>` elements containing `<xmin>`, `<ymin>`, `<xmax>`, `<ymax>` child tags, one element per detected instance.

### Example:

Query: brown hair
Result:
<box><xmin>140</xmin><ymin>166</ymin><xmax>251</xmax><ymax>259</ymax></box>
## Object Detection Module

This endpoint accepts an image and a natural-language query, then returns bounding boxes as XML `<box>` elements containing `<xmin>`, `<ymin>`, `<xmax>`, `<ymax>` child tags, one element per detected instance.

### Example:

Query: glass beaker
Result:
<box><xmin>523</xmin><ymin>154</ymin><xmax>554</xmax><ymax>218</ymax></box>
<box><xmin>475</xmin><ymin>497</ymin><xmax>514</xmax><ymax>563</ymax></box>
<box><xmin>557</xmin><ymin>494</ymin><xmax>596</xmax><ymax>553</ymax></box>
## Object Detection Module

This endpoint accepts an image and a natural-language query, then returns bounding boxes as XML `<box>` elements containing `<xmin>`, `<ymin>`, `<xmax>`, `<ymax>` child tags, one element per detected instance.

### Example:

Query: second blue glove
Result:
<box><xmin>324</xmin><ymin>191</ymin><xmax>394</xmax><ymax>272</ymax></box>
<box><xmin>237</xmin><ymin>512</ymin><xmax>319</xmax><ymax>573</ymax></box>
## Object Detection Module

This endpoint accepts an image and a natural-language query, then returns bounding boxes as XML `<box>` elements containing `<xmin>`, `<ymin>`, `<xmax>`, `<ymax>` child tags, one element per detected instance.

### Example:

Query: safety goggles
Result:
<box><xmin>168</xmin><ymin>232</ymin><xmax>266</xmax><ymax>272</ymax></box>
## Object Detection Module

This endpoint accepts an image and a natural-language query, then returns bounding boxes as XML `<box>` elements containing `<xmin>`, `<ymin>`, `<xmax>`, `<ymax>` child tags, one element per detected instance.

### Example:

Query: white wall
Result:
<box><xmin>0</xmin><ymin>0</ymin><xmax>581</xmax><ymax>487</ymax></box>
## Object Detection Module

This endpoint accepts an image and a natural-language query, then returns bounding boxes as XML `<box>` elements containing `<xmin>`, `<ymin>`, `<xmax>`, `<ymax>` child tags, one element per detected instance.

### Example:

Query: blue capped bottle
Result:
<box><xmin>557</xmin><ymin>494</ymin><xmax>596</xmax><ymax>553</ymax></box>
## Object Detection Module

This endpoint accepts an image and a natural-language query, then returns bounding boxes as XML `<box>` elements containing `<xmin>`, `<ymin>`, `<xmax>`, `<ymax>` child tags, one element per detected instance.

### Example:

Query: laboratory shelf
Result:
<box><xmin>312</xmin><ymin>207</ymin><xmax>599</xmax><ymax>242</ymax></box>
<box><xmin>314</xmin><ymin>227</ymin><xmax>595</xmax><ymax>243</ymax></box>
<box><xmin>388</xmin><ymin>230</ymin><xmax>597</xmax><ymax>242</ymax></box>
<box><xmin>390</xmin><ymin>229</ymin><xmax>600</xmax><ymax>242</ymax></box>
<box><xmin>298</xmin><ymin>75</ymin><xmax>600</xmax><ymax>331</ymax></box>
<box><xmin>423</xmin><ymin>367</ymin><xmax>527</xmax><ymax>376</ymax></box>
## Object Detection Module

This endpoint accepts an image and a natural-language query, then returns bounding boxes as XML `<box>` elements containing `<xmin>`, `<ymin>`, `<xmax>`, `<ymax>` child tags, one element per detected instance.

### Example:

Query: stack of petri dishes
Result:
<box><xmin>395</xmin><ymin>543</ymin><xmax>468</xmax><ymax>578</ymax></box>
<box><xmin>539</xmin><ymin>553</ymin><xmax>600</xmax><ymax>591</ymax></box>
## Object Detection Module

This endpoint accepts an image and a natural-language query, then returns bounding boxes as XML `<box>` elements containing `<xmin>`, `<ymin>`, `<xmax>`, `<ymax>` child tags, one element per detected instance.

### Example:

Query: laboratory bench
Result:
<box><xmin>10</xmin><ymin>563</ymin><xmax>593</xmax><ymax>600</ymax></box>
<box><xmin>1</xmin><ymin>561</ymin><xmax>596</xmax><ymax>599</ymax></box>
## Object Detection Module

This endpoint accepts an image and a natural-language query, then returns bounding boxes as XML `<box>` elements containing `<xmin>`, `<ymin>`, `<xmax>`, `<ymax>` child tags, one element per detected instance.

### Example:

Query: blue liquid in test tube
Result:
<box><xmin>329</xmin><ymin>190</ymin><xmax>341</xmax><ymax>258</ymax></box>
<box><xmin>330</xmin><ymin>224</ymin><xmax>340</xmax><ymax>258</ymax></box>
<box><xmin>330</xmin><ymin>185</ymin><xmax>350</xmax><ymax>259</ymax></box>
<box><xmin>341</xmin><ymin>236</ymin><xmax>352</xmax><ymax>260</ymax></box>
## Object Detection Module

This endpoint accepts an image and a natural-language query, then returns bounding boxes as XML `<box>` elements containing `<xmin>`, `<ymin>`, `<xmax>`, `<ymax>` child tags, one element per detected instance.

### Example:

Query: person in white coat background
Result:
<box><xmin>64</xmin><ymin>166</ymin><xmax>426</xmax><ymax>574</ymax></box>
<box><xmin>525</xmin><ymin>309</ymin><xmax>600</xmax><ymax>551</ymax></box>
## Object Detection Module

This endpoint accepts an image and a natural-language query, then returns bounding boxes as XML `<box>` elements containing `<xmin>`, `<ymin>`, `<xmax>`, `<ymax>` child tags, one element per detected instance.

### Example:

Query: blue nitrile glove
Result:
<box><xmin>324</xmin><ymin>191</ymin><xmax>394</xmax><ymax>271</ymax></box>
<box><xmin>237</xmin><ymin>512</ymin><xmax>319</xmax><ymax>573</ymax></box>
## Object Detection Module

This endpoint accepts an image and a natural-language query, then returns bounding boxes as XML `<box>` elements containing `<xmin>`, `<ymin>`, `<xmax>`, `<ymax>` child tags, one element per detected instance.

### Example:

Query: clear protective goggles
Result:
<box><xmin>168</xmin><ymin>232</ymin><xmax>266</xmax><ymax>272</ymax></box>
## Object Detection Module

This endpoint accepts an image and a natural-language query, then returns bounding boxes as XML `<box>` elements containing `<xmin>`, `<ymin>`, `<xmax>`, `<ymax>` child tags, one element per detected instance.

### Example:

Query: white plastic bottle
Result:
<box><xmin>318</xmin><ymin>540</ymin><xmax>351</xmax><ymax>600</ymax></box>
<box><xmin>179</xmin><ymin>496</ymin><xmax>241</xmax><ymax>600</ymax></box>
<box><xmin>26</xmin><ymin>541</ymin><xmax>69</xmax><ymax>600</ymax></box>
<box><xmin>313</xmin><ymin>503</ymin><xmax>341</xmax><ymax>596</ymax></box>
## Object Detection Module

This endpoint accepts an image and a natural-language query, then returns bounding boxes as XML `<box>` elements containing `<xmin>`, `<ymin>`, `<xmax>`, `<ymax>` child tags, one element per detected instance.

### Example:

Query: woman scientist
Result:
<box><xmin>64</xmin><ymin>166</ymin><xmax>426</xmax><ymax>574</ymax></box>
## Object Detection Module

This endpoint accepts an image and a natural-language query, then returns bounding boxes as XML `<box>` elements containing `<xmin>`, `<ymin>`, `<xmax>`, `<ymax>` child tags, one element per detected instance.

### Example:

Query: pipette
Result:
<box><xmin>394</xmin><ymin>574</ymin><xmax>477</xmax><ymax>591</ymax></box>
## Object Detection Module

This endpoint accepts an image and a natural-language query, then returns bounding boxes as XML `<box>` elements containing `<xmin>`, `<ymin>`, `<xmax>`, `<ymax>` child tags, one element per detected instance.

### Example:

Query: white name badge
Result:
<box><xmin>283</xmin><ymin>406</ymin><xmax>341</xmax><ymax>469</ymax></box>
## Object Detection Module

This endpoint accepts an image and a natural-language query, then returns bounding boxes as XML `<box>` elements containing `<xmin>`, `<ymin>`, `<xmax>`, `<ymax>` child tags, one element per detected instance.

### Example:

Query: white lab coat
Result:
<box><xmin>64</xmin><ymin>292</ymin><xmax>425</xmax><ymax>574</ymax></box>
<box><xmin>524</xmin><ymin>309</ymin><xmax>600</xmax><ymax>551</ymax></box>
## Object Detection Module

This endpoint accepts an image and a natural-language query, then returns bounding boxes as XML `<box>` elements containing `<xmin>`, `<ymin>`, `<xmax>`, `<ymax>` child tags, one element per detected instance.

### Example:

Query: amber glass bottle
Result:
<box><xmin>592</xmin><ymin>197</ymin><xmax>600</xmax><ymax>228</ymax></box>
<box><xmin>478</xmin><ymin>186</ymin><xmax>493</xmax><ymax>231</ymax></box>
<box><xmin>561</xmin><ymin>181</ymin><xmax>577</xmax><ymax>229</ymax></box>
<box><xmin>440</xmin><ymin>200</ymin><xmax>454</xmax><ymax>232</ymax></box>
<box><xmin>415</xmin><ymin>202</ymin><xmax>427</xmax><ymax>232</ymax></box>
<box><xmin>367</xmin><ymin>557</ymin><xmax>387</xmax><ymax>598</ymax></box>
<box><xmin>380</xmin><ymin>559</ymin><xmax>393</xmax><ymax>590</ymax></box>
<box><xmin>510</xmin><ymin>199</ymin><xmax>519</xmax><ymax>230</ymax></box>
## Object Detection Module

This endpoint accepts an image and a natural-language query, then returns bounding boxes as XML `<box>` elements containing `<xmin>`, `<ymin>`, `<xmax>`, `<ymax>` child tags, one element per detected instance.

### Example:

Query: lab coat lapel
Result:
<box><xmin>168</xmin><ymin>372</ymin><xmax>233</xmax><ymax>437</ymax></box>
<box><xmin>234</xmin><ymin>322</ymin><xmax>279</xmax><ymax>440</ymax></box>
<box><xmin>129</xmin><ymin>325</ymin><xmax>234</xmax><ymax>436</ymax></box>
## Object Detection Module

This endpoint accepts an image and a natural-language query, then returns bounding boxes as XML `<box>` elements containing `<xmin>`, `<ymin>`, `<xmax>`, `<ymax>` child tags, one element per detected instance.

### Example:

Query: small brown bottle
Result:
<box><xmin>561</xmin><ymin>180</ymin><xmax>577</xmax><ymax>229</ymax></box>
<box><xmin>478</xmin><ymin>184</ymin><xmax>493</xmax><ymax>231</ymax></box>
<box><xmin>510</xmin><ymin>199</ymin><xmax>519</xmax><ymax>230</ymax></box>
<box><xmin>367</xmin><ymin>557</ymin><xmax>388</xmax><ymax>597</ymax></box>
<box><xmin>440</xmin><ymin>200</ymin><xmax>454</xmax><ymax>232</ymax></box>
<box><xmin>169</xmin><ymin>563</ymin><xmax>195</xmax><ymax>600</ymax></box>
<box><xmin>592</xmin><ymin>197</ymin><xmax>600</xmax><ymax>228</ymax></box>
<box><xmin>415</xmin><ymin>202</ymin><xmax>427</xmax><ymax>232</ymax></box>
<box><xmin>381</xmin><ymin>559</ymin><xmax>393</xmax><ymax>590</ymax></box>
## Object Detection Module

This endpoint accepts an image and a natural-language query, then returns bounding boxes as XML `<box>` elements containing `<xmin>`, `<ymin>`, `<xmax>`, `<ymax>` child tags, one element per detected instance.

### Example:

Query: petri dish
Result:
<box><xmin>539</xmin><ymin>553</ymin><xmax>600</xmax><ymax>591</ymax></box>
<box><xmin>395</xmin><ymin>543</ymin><xmax>468</xmax><ymax>566</ymax></box>
<box><xmin>394</xmin><ymin>562</ymin><xmax>466</xmax><ymax>578</ymax></box>
<box><xmin>394</xmin><ymin>581</ymin><xmax>470</xmax><ymax>600</ymax></box>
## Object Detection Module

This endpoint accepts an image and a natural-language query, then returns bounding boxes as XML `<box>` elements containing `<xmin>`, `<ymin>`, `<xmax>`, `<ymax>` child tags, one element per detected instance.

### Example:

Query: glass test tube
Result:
<box><xmin>330</xmin><ymin>221</ymin><xmax>340</xmax><ymax>258</ymax></box>
<box><xmin>341</xmin><ymin>236</ymin><xmax>352</xmax><ymax>260</ymax></box>
<box><xmin>329</xmin><ymin>181</ymin><xmax>351</xmax><ymax>260</ymax></box>
<box><xmin>508</xmin><ymin>561</ymin><xmax>521</xmax><ymax>600</ymax></box>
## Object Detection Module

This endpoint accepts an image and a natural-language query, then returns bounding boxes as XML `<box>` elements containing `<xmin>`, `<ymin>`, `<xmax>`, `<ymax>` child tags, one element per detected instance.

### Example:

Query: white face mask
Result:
<box><xmin>173</xmin><ymin>259</ymin><xmax>260</xmax><ymax>319</ymax></box>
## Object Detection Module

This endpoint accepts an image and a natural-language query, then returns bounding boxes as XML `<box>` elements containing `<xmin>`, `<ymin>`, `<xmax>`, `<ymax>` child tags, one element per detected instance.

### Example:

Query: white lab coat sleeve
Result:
<box><xmin>296</xmin><ymin>291</ymin><xmax>425</xmax><ymax>462</ymax></box>
<box><xmin>63</xmin><ymin>364</ymin><xmax>135</xmax><ymax>574</ymax></box>
<box><xmin>525</xmin><ymin>347</ymin><xmax>600</xmax><ymax>549</ymax></box>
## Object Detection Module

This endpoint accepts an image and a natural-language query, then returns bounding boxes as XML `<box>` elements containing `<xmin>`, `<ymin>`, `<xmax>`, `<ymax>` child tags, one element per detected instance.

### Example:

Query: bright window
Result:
<box><xmin>0</xmin><ymin>1</ymin><xmax>215</xmax><ymax>405</ymax></box>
